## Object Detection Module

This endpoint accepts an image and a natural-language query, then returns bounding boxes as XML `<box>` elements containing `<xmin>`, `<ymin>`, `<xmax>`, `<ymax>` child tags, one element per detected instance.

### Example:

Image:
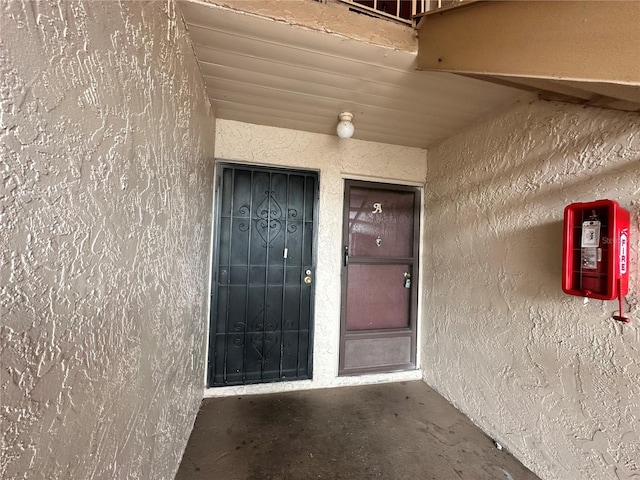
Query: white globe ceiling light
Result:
<box><xmin>336</xmin><ymin>112</ymin><xmax>354</xmax><ymax>139</ymax></box>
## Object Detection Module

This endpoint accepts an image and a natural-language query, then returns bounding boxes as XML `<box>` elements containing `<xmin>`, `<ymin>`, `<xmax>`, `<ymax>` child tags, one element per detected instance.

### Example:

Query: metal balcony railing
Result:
<box><xmin>338</xmin><ymin>0</ymin><xmax>463</xmax><ymax>25</ymax></box>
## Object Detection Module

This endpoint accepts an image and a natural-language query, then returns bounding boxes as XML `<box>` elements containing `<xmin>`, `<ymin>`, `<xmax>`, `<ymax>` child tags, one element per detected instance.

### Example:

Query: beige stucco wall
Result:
<box><xmin>424</xmin><ymin>100</ymin><xmax>640</xmax><ymax>480</ymax></box>
<box><xmin>212</xmin><ymin>119</ymin><xmax>428</xmax><ymax>395</ymax></box>
<box><xmin>1</xmin><ymin>1</ymin><xmax>214</xmax><ymax>479</ymax></box>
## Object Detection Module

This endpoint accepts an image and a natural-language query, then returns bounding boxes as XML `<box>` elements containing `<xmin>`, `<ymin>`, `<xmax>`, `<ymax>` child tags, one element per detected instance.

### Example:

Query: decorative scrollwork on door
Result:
<box><xmin>250</xmin><ymin>304</ymin><xmax>279</xmax><ymax>366</ymax></box>
<box><xmin>256</xmin><ymin>191</ymin><xmax>283</xmax><ymax>248</ymax></box>
<box><xmin>237</xmin><ymin>194</ymin><xmax>301</xmax><ymax>247</ymax></box>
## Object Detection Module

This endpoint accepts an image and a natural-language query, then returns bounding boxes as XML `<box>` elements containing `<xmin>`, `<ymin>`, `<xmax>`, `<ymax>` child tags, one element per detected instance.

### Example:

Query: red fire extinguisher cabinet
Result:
<box><xmin>562</xmin><ymin>200</ymin><xmax>630</xmax><ymax>300</ymax></box>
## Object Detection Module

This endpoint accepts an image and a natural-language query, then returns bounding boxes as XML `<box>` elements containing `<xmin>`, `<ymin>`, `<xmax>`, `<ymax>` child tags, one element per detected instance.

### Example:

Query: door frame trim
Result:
<box><xmin>339</xmin><ymin>179</ymin><xmax>421</xmax><ymax>376</ymax></box>
<box><xmin>207</xmin><ymin>161</ymin><xmax>320</xmax><ymax>387</ymax></box>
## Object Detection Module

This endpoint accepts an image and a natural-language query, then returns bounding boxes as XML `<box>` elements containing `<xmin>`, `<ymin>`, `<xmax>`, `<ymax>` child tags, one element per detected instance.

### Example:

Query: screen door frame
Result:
<box><xmin>339</xmin><ymin>179</ymin><xmax>421</xmax><ymax>376</ymax></box>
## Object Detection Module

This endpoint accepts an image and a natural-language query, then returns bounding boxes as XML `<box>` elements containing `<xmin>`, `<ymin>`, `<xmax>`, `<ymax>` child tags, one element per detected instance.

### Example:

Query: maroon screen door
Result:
<box><xmin>339</xmin><ymin>180</ymin><xmax>420</xmax><ymax>375</ymax></box>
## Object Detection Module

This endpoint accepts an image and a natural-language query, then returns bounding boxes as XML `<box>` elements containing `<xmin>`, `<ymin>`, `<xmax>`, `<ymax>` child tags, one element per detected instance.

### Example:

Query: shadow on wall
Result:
<box><xmin>427</xmin><ymin>218</ymin><xmax>566</xmax><ymax>315</ymax></box>
<box><xmin>429</xmin><ymin>105</ymin><xmax>640</xmax><ymax>207</ymax></box>
<box><xmin>501</xmin><ymin>220</ymin><xmax>565</xmax><ymax>302</ymax></box>
<box><xmin>429</xmin><ymin>157</ymin><xmax>640</xmax><ymax>227</ymax></box>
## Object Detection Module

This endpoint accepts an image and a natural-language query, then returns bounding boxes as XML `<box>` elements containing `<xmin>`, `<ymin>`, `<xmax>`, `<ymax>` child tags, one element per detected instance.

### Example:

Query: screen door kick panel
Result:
<box><xmin>340</xmin><ymin>181</ymin><xmax>420</xmax><ymax>376</ymax></box>
<box><xmin>209</xmin><ymin>166</ymin><xmax>317</xmax><ymax>386</ymax></box>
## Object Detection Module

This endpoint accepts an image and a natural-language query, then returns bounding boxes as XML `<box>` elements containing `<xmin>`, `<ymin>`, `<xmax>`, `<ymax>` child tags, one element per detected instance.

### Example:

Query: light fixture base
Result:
<box><xmin>338</xmin><ymin>112</ymin><xmax>353</xmax><ymax>123</ymax></box>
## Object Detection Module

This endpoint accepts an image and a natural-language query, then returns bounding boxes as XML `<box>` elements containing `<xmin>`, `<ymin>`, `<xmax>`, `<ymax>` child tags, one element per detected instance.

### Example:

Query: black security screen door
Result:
<box><xmin>209</xmin><ymin>165</ymin><xmax>318</xmax><ymax>386</ymax></box>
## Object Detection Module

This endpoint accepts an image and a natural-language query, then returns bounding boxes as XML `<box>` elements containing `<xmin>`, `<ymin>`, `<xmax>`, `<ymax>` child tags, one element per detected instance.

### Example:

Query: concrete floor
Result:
<box><xmin>176</xmin><ymin>381</ymin><xmax>540</xmax><ymax>480</ymax></box>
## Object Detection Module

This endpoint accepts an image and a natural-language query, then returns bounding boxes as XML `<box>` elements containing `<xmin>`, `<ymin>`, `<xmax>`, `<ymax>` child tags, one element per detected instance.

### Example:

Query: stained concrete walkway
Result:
<box><xmin>176</xmin><ymin>381</ymin><xmax>539</xmax><ymax>480</ymax></box>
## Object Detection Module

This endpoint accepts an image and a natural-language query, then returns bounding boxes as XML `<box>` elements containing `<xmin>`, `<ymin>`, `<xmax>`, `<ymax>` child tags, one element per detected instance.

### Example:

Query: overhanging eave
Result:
<box><xmin>417</xmin><ymin>0</ymin><xmax>640</xmax><ymax>111</ymax></box>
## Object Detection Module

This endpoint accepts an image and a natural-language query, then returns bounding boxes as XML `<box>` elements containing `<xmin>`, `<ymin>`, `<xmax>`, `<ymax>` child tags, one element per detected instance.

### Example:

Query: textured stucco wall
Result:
<box><xmin>424</xmin><ymin>100</ymin><xmax>640</xmax><ymax>480</ymax></box>
<box><xmin>212</xmin><ymin>119</ymin><xmax>427</xmax><ymax>396</ymax></box>
<box><xmin>1</xmin><ymin>1</ymin><xmax>214</xmax><ymax>479</ymax></box>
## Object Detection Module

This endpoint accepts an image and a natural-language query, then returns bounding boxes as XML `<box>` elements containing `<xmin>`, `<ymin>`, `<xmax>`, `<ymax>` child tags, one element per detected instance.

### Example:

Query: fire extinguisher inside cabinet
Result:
<box><xmin>580</xmin><ymin>216</ymin><xmax>603</xmax><ymax>294</ymax></box>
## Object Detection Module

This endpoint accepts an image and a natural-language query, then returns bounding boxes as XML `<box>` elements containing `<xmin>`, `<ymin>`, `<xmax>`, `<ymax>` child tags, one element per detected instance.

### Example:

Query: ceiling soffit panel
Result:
<box><xmin>178</xmin><ymin>0</ymin><xmax>534</xmax><ymax>148</ymax></box>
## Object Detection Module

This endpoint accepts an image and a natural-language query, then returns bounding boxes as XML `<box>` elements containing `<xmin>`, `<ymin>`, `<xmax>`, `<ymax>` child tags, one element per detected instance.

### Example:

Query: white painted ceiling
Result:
<box><xmin>179</xmin><ymin>0</ymin><xmax>533</xmax><ymax>149</ymax></box>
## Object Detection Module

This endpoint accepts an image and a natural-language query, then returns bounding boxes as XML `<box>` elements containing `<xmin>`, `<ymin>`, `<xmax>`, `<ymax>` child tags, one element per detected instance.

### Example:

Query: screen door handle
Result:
<box><xmin>344</xmin><ymin>246</ymin><xmax>349</xmax><ymax>267</ymax></box>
